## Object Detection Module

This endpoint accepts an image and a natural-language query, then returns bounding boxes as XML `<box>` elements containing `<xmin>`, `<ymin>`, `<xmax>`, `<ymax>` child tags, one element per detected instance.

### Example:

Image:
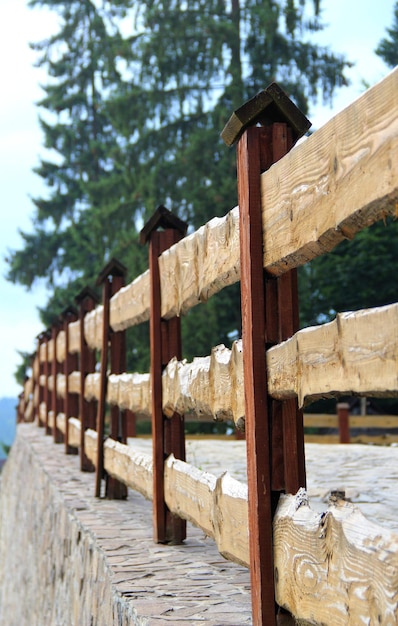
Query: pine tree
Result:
<box><xmin>6</xmin><ymin>0</ymin><xmax>141</xmax><ymax>325</ymax></box>
<box><xmin>7</xmin><ymin>0</ymin><xmax>351</xmax><ymax>369</ymax></box>
<box><xmin>375</xmin><ymin>1</ymin><xmax>398</xmax><ymax>67</ymax></box>
<box><xmin>108</xmin><ymin>0</ymin><xmax>349</xmax><ymax>229</ymax></box>
<box><xmin>106</xmin><ymin>0</ymin><xmax>350</xmax><ymax>360</ymax></box>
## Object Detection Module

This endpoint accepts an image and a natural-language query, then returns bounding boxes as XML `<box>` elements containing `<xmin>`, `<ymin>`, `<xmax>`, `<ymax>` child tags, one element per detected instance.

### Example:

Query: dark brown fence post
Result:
<box><xmin>51</xmin><ymin>321</ymin><xmax>63</xmax><ymax>443</ymax></box>
<box><xmin>94</xmin><ymin>259</ymin><xmax>126</xmax><ymax>498</ymax></box>
<box><xmin>36</xmin><ymin>333</ymin><xmax>46</xmax><ymax>427</ymax></box>
<box><xmin>106</xmin><ymin>261</ymin><xmax>129</xmax><ymax>500</ymax></box>
<box><xmin>337</xmin><ymin>402</ymin><xmax>350</xmax><ymax>444</ymax></box>
<box><xmin>75</xmin><ymin>287</ymin><xmax>98</xmax><ymax>472</ymax></box>
<box><xmin>62</xmin><ymin>306</ymin><xmax>79</xmax><ymax>455</ymax></box>
<box><xmin>141</xmin><ymin>205</ymin><xmax>187</xmax><ymax>544</ymax></box>
<box><xmin>222</xmin><ymin>84</ymin><xmax>310</xmax><ymax>626</ymax></box>
<box><xmin>43</xmin><ymin>330</ymin><xmax>51</xmax><ymax>436</ymax></box>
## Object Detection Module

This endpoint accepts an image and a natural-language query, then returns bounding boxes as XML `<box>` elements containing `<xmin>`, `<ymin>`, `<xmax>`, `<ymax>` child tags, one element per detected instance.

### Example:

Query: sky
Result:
<box><xmin>0</xmin><ymin>0</ymin><xmax>394</xmax><ymax>399</ymax></box>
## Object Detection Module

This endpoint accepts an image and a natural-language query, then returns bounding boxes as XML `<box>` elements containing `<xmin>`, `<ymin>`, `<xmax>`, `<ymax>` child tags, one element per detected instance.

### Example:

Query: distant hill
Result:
<box><xmin>0</xmin><ymin>397</ymin><xmax>17</xmax><ymax>458</ymax></box>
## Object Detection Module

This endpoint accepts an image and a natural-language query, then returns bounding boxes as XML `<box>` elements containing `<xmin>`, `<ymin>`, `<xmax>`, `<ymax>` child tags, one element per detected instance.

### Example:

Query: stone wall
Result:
<box><xmin>0</xmin><ymin>424</ymin><xmax>251</xmax><ymax>626</ymax></box>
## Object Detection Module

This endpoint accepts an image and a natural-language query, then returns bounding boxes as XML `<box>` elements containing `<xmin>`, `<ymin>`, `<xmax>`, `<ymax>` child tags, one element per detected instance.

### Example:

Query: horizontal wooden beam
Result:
<box><xmin>304</xmin><ymin>414</ymin><xmax>398</xmax><ymax>430</ymax></box>
<box><xmin>35</xmin><ymin>71</ymin><xmax>398</xmax><ymax>351</ymax></box>
<box><xmin>274</xmin><ymin>489</ymin><xmax>398</xmax><ymax>624</ymax></box>
<box><xmin>262</xmin><ymin>67</ymin><xmax>398</xmax><ymax>275</ymax></box>
<box><xmin>268</xmin><ymin>302</ymin><xmax>398</xmax><ymax>406</ymax></box>
<box><xmin>79</xmin><ymin>432</ymin><xmax>398</xmax><ymax>623</ymax></box>
<box><xmin>75</xmin><ymin>303</ymin><xmax>398</xmax><ymax>422</ymax></box>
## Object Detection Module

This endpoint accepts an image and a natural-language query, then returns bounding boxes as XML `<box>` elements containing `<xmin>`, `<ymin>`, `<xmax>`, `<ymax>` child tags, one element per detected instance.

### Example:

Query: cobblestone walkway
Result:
<box><xmin>21</xmin><ymin>426</ymin><xmax>252</xmax><ymax>625</ymax></box>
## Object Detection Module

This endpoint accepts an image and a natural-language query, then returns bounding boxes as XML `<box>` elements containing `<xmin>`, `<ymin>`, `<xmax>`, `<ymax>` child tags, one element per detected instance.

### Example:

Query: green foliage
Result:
<box><xmin>13</xmin><ymin>352</ymin><xmax>33</xmax><ymax>387</ymax></box>
<box><xmin>375</xmin><ymin>2</ymin><xmax>398</xmax><ymax>67</ymax></box>
<box><xmin>7</xmin><ymin>0</ymin><xmax>351</xmax><ymax>378</ymax></box>
<box><xmin>0</xmin><ymin>442</ymin><xmax>11</xmax><ymax>457</ymax></box>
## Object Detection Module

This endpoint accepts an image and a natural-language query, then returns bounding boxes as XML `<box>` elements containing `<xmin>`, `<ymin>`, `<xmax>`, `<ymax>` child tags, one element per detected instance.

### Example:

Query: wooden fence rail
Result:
<box><xmin>17</xmin><ymin>67</ymin><xmax>398</xmax><ymax>626</ymax></box>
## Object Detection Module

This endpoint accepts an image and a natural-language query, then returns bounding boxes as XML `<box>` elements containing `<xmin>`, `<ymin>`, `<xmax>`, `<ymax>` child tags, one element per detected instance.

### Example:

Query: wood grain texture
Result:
<box><xmin>32</xmin><ymin>354</ymin><xmax>40</xmax><ymax>380</ymax></box>
<box><xmin>67</xmin><ymin>417</ymin><xmax>81</xmax><ymax>448</ymax></box>
<box><xmin>164</xmin><ymin>455</ymin><xmax>249</xmax><ymax>566</ymax></box>
<box><xmin>84</xmin><ymin>372</ymin><xmax>101</xmax><ymax>401</ymax></box>
<box><xmin>274</xmin><ymin>489</ymin><xmax>398</xmax><ymax>625</ymax></box>
<box><xmin>47</xmin><ymin>339</ymin><xmax>54</xmax><ymax>363</ymax></box>
<box><xmin>39</xmin><ymin>303</ymin><xmax>398</xmax><ymax>424</ymax></box>
<box><xmin>304</xmin><ymin>414</ymin><xmax>398</xmax><ymax>429</ymax></box>
<box><xmin>56</xmin><ymin>373</ymin><xmax>66</xmax><ymax>399</ymax></box>
<box><xmin>104</xmin><ymin>438</ymin><xmax>153</xmax><ymax>500</ymax></box>
<box><xmin>267</xmin><ymin>303</ymin><xmax>398</xmax><ymax>407</ymax></box>
<box><xmin>109</xmin><ymin>270</ymin><xmax>150</xmax><ymax>332</ymax></box>
<box><xmin>262</xmin><ymin>67</ymin><xmax>398</xmax><ymax>275</ymax></box>
<box><xmin>56</xmin><ymin>330</ymin><xmax>66</xmax><ymax>363</ymax></box>
<box><xmin>68</xmin><ymin>371</ymin><xmax>81</xmax><ymax>395</ymax></box>
<box><xmin>39</xmin><ymin>402</ymin><xmax>47</xmax><ymax>424</ymax></box>
<box><xmin>56</xmin><ymin>412</ymin><xmax>66</xmax><ymax>434</ymax></box>
<box><xmin>84</xmin><ymin>428</ymin><xmax>98</xmax><ymax>466</ymax></box>
<box><xmin>159</xmin><ymin>208</ymin><xmax>240</xmax><ymax>319</ymax></box>
<box><xmin>162</xmin><ymin>342</ymin><xmax>245</xmax><ymax>427</ymax></box>
<box><xmin>68</xmin><ymin>320</ymin><xmax>81</xmax><ymax>354</ymax></box>
<box><xmin>107</xmin><ymin>372</ymin><xmax>151</xmax><ymax>416</ymax></box>
<box><xmin>83</xmin><ymin>305</ymin><xmax>104</xmax><ymax>351</ymax></box>
<box><xmin>30</xmin><ymin>72</ymin><xmax>398</xmax><ymax>345</ymax></box>
<box><xmin>24</xmin><ymin>377</ymin><xmax>33</xmax><ymax>398</ymax></box>
<box><xmin>39</xmin><ymin>342</ymin><xmax>47</xmax><ymax>363</ymax></box>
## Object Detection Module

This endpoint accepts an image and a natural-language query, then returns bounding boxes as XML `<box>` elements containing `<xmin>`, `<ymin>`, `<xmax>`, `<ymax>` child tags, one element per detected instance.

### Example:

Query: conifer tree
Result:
<box><xmin>6</xmin><ymin>0</ymin><xmax>139</xmax><ymax>324</ymax></box>
<box><xmin>376</xmin><ymin>1</ymin><xmax>398</xmax><ymax>67</ymax></box>
<box><xmin>7</xmin><ymin>0</ymin><xmax>351</xmax><ymax>370</ymax></box>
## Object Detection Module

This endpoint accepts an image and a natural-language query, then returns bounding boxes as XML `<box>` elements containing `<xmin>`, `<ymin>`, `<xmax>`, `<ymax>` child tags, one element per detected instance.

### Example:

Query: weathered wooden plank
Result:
<box><xmin>267</xmin><ymin>303</ymin><xmax>398</xmax><ymax>407</ymax></box>
<box><xmin>304</xmin><ymin>414</ymin><xmax>398</xmax><ymax>430</ymax></box>
<box><xmin>32</xmin><ymin>354</ymin><xmax>40</xmax><ymax>380</ymax></box>
<box><xmin>164</xmin><ymin>455</ymin><xmax>249</xmax><ymax>567</ymax></box>
<box><xmin>84</xmin><ymin>305</ymin><xmax>104</xmax><ymax>351</ymax></box>
<box><xmin>56</xmin><ymin>412</ymin><xmax>66</xmax><ymax>434</ymax></box>
<box><xmin>104</xmin><ymin>438</ymin><xmax>153</xmax><ymax>501</ymax></box>
<box><xmin>47</xmin><ymin>338</ymin><xmax>54</xmax><ymax>362</ymax></box>
<box><xmin>109</xmin><ymin>270</ymin><xmax>150</xmax><ymax>332</ymax></box>
<box><xmin>68</xmin><ymin>371</ymin><xmax>81</xmax><ymax>395</ymax></box>
<box><xmin>39</xmin><ymin>402</ymin><xmax>47</xmax><ymax>424</ymax></box>
<box><xmin>24</xmin><ymin>377</ymin><xmax>33</xmax><ymax>398</ymax></box>
<box><xmin>84</xmin><ymin>372</ymin><xmax>101</xmax><ymax>401</ymax></box>
<box><xmin>39</xmin><ymin>341</ymin><xmax>47</xmax><ymax>363</ymax></box>
<box><xmin>52</xmin><ymin>302</ymin><xmax>398</xmax><ymax>424</ymax></box>
<box><xmin>56</xmin><ymin>373</ymin><xmax>66</xmax><ymax>399</ymax></box>
<box><xmin>162</xmin><ymin>342</ymin><xmax>245</xmax><ymax>427</ymax></box>
<box><xmin>262</xmin><ymin>67</ymin><xmax>398</xmax><ymax>275</ymax></box>
<box><xmin>164</xmin><ymin>454</ymin><xmax>216</xmax><ymax>538</ymax></box>
<box><xmin>67</xmin><ymin>417</ymin><xmax>81</xmax><ymax>448</ymax></box>
<box><xmin>56</xmin><ymin>330</ymin><xmax>66</xmax><ymax>363</ymax></box>
<box><xmin>84</xmin><ymin>428</ymin><xmax>98</xmax><ymax>467</ymax></box>
<box><xmin>274</xmin><ymin>489</ymin><xmax>398</xmax><ymax>625</ymax></box>
<box><xmin>107</xmin><ymin>372</ymin><xmax>151</xmax><ymax>416</ymax></box>
<box><xmin>68</xmin><ymin>320</ymin><xmax>80</xmax><ymax>354</ymax></box>
<box><xmin>28</xmin><ymin>72</ymin><xmax>398</xmax><ymax>346</ymax></box>
<box><xmin>159</xmin><ymin>208</ymin><xmax>240</xmax><ymax>319</ymax></box>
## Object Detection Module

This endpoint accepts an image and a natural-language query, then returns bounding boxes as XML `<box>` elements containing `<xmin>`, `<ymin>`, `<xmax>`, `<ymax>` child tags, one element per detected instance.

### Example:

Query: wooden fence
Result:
<box><xmin>17</xmin><ymin>67</ymin><xmax>398</xmax><ymax>625</ymax></box>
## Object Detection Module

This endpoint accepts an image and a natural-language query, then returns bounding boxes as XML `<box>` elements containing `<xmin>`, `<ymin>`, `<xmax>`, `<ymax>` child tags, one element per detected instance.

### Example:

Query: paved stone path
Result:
<box><xmin>19</xmin><ymin>426</ymin><xmax>252</xmax><ymax>625</ymax></box>
<box><xmin>9</xmin><ymin>426</ymin><xmax>398</xmax><ymax>625</ymax></box>
<box><xmin>131</xmin><ymin>437</ymin><xmax>398</xmax><ymax>530</ymax></box>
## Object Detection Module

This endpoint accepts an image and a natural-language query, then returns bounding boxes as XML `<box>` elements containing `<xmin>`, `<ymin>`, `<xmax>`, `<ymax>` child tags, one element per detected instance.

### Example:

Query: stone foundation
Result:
<box><xmin>0</xmin><ymin>424</ymin><xmax>251</xmax><ymax>626</ymax></box>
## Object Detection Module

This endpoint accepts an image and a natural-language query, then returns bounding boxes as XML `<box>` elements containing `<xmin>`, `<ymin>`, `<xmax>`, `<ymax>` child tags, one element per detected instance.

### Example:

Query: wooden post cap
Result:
<box><xmin>59</xmin><ymin>305</ymin><xmax>78</xmax><ymax>322</ymax></box>
<box><xmin>221</xmin><ymin>82</ymin><xmax>311</xmax><ymax>147</ymax></box>
<box><xmin>140</xmin><ymin>205</ymin><xmax>188</xmax><ymax>246</ymax></box>
<box><xmin>75</xmin><ymin>286</ymin><xmax>99</xmax><ymax>305</ymax></box>
<box><xmin>96</xmin><ymin>258</ymin><xmax>127</xmax><ymax>286</ymax></box>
